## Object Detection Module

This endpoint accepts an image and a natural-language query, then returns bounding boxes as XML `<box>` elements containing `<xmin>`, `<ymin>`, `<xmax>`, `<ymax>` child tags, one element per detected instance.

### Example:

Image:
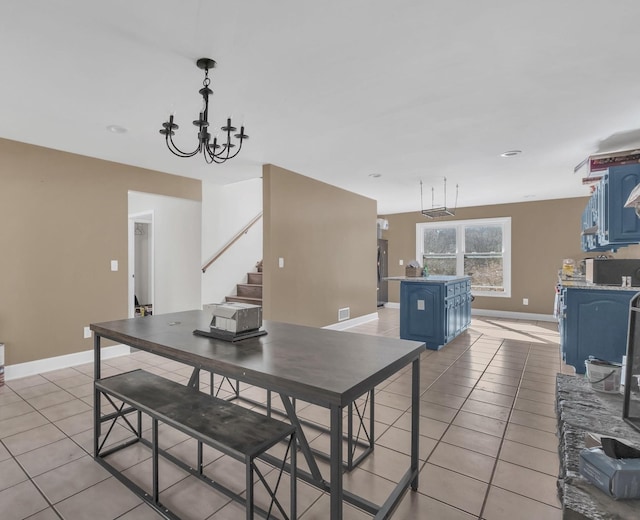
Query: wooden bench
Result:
<box><xmin>94</xmin><ymin>369</ymin><xmax>296</xmax><ymax>520</ymax></box>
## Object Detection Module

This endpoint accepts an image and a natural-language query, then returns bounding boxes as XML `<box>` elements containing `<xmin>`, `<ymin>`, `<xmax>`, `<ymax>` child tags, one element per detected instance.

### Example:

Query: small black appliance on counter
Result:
<box><xmin>585</xmin><ymin>258</ymin><xmax>640</xmax><ymax>286</ymax></box>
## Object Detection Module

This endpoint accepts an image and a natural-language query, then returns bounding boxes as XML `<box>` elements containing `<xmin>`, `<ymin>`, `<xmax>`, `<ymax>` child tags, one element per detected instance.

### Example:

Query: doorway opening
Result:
<box><xmin>128</xmin><ymin>212</ymin><xmax>154</xmax><ymax>318</ymax></box>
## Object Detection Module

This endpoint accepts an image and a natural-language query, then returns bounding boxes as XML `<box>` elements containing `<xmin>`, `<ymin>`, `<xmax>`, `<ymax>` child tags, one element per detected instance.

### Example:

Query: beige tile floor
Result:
<box><xmin>0</xmin><ymin>308</ymin><xmax>568</xmax><ymax>519</ymax></box>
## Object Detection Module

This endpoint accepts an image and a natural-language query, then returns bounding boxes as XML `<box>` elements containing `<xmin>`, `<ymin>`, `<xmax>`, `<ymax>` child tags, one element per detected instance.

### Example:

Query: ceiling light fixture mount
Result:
<box><xmin>106</xmin><ymin>125</ymin><xmax>127</xmax><ymax>134</ymax></box>
<box><xmin>159</xmin><ymin>58</ymin><xmax>248</xmax><ymax>164</ymax></box>
<box><xmin>420</xmin><ymin>177</ymin><xmax>458</xmax><ymax>219</ymax></box>
<box><xmin>500</xmin><ymin>150</ymin><xmax>522</xmax><ymax>158</ymax></box>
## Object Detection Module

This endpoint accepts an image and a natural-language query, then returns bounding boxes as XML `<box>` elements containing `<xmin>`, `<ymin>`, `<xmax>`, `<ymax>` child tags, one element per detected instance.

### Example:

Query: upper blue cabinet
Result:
<box><xmin>581</xmin><ymin>164</ymin><xmax>640</xmax><ymax>252</ymax></box>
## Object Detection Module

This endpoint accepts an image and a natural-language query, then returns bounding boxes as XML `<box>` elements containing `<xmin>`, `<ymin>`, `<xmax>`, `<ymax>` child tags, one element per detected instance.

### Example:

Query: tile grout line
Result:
<box><xmin>421</xmin><ymin>338</ymin><xmax>515</xmax><ymax>519</ymax></box>
<box><xmin>0</xmin><ymin>436</ymin><xmax>64</xmax><ymax>519</ymax></box>
<box><xmin>475</xmin><ymin>341</ymin><xmax>532</xmax><ymax>520</ymax></box>
<box><xmin>374</xmin><ymin>334</ymin><xmax>503</xmax><ymax>518</ymax></box>
<box><xmin>3</xmin><ymin>366</ymin><xmax>139</xmax><ymax>518</ymax></box>
<box><xmin>384</xmin><ymin>333</ymin><xmax>561</xmax><ymax>518</ymax></box>
<box><xmin>476</xmin><ymin>342</ymin><xmax>563</xmax><ymax>519</ymax></box>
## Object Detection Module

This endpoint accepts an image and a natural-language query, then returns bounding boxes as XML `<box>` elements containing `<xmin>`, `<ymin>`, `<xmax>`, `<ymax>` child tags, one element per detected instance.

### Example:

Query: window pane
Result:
<box><xmin>464</xmin><ymin>257</ymin><xmax>503</xmax><ymax>291</ymax></box>
<box><xmin>465</xmin><ymin>226</ymin><xmax>502</xmax><ymax>253</ymax></box>
<box><xmin>423</xmin><ymin>228</ymin><xmax>456</xmax><ymax>254</ymax></box>
<box><xmin>423</xmin><ymin>256</ymin><xmax>456</xmax><ymax>275</ymax></box>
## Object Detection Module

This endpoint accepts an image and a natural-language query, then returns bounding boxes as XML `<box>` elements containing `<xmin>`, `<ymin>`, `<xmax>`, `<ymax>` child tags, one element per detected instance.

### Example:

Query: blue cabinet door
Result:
<box><xmin>604</xmin><ymin>165</ymin><xmax>640</xmax><ymax>244</ymax></box>
<box><xmin>400</xmin><ymin>283</ymin><xmax>444</xmax><ymax>347</ymax></box>
<box><xmin>562</xmin><ymin>288</ymin><xmax>635</xmax><ymax>373</ymax></box>
<box><xmin>400</xmin><ymin>279</ymin><xmax>471</xmax><ymax>350</ymax></box>
<box><xmin>583</xmin><ymin>164</ymin><xmax>640</xmax><ymax>251</ymax></box>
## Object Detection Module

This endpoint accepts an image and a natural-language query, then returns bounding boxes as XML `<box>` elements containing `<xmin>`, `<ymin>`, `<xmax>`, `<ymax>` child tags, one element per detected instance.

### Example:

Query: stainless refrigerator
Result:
<box><xmin>377</xmin><ymin>239</ymin><xmax>388</xmax><ymax>307</ymax></box>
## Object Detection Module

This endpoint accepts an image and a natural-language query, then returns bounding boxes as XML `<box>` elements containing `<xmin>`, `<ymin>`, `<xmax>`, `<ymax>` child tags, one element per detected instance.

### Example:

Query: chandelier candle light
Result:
<box><xmin>159</xmin><ymin>58</ymin><xmax>248</xmax><ymax>164</ymax></box>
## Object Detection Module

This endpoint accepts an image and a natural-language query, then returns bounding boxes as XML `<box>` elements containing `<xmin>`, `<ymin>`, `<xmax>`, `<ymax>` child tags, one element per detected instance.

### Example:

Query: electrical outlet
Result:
<box><xmin>523</xmin><ymin>298</ymin><xmax>529</xmax><ymax>306</ymax></box>
<box><xmin>83</xmin><ymin>326</ymin><xmax>92</xmax><ymax>339</ymax></box>
<box><xmin>399</xmin><ymin>259</ymin><xmax>404</xmax><ymax>266</ymax></box>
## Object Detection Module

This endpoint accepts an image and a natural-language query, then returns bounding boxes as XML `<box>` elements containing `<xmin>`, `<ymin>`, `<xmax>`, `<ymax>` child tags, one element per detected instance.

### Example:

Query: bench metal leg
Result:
<box><xmin>252</xmin><ymin>431</ymin><xmax>297</xmax><ymax>520</ymax></box>
<box><xmin>246</xmin><ymin>456</ymin><xmax>254</xmax><ymax>520</ymax></box>
<box><xmin>96</xmin><ymin>395</ymin><xmax>141</xmax><ymax>457</ymax></box>
<box><xmin>290</xmin><ymin>431</ymin><xmax>297</xmax><ymax>520</ymax></box>
<box><xmin>152</xmin><ymin>418</ymin><xmax>159</xmax><ymax>503</ymax></box>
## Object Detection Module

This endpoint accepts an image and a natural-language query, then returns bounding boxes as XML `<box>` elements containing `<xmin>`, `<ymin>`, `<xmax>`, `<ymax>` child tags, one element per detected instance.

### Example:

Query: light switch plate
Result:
<box><xmin>83</xmin><ymin>326</ymin><xmax>92</xmax><ymax>339</ymax></box>
<box><xmin>111</xmin><ymin>260</ymin><xmax>118</xmax><ymax>271</ymax></box>
<box><xmin>417</xmin><ymin>300</ymin><xmax>425</xmax><ymax>311</ymax></box>
<box><xmin>278</xmin><ymin>257</ymin><xmax>284</xmax><ymax>268</ymax></box>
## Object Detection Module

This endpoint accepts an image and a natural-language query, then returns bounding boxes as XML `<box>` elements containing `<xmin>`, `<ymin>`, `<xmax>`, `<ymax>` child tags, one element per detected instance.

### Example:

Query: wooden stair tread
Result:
<box><xmin>225</xmin><ymin>295</ymin><xmax>262</xmax><ymax>305</ymax></box>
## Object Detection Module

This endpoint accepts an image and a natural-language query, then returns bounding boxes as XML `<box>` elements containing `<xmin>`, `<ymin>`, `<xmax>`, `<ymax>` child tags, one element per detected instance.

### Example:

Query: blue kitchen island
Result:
<box><xmin>389</xmin><ymin>275</ymin><xmax>472</xmax><ymax>350</ymax></box>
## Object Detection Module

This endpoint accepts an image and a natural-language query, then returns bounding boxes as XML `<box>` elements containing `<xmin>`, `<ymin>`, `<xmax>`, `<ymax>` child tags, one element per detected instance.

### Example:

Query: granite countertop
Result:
<box><xmin>556</xmin><ymin>374</ymin><xmax>640</xmax><ymax>519</ymax></box>
<box><xmin>385</xmin><ymin>275</ymin><xmax>471</xmax><ymax>282</ymax></box>
<box><xmin>559</xmin><ymin>275</ymin><xmax>640</xmax><ymax>292</ymax></box>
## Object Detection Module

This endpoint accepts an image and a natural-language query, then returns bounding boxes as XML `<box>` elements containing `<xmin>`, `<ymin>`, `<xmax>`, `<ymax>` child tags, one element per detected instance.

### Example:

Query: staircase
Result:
<box><xmin>225</xmin><ymin>263</ymin><xmax>262</xmax><ymax>306</ymax></box>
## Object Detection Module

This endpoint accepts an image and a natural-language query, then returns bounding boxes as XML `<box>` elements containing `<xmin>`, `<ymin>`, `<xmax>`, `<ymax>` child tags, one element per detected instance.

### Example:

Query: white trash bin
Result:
<box><xmin>585</xmin><ymin>357</ymin><xmax>622</xmax><ymax>393</ymax></box>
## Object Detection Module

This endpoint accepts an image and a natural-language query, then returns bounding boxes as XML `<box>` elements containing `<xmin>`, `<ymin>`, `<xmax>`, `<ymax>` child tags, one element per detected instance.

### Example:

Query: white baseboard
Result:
<box><xmin>382</xmin><ymin>302</ymin><xmax>400</xmax><ymax>309</ymax></box>
<box><xmin>5</xmin><ymin>344</ymin><xmax>131</xmax><ymax>381</ymax></box>
<box><xmin>324</xmin><ymin>312</ymin><xmax>379</xmax><ymax>331</ymax></box>
<box><xmin>471</xmin><ymin>308</ymin><xmax>557</xmax><ymax>322</ymax></box>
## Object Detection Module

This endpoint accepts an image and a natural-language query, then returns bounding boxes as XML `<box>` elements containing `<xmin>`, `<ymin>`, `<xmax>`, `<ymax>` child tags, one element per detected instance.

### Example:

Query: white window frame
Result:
<box><xmin>416</xmin><ymin>217</ymin><xmax>512</xmax><ymax>298</ymax></box>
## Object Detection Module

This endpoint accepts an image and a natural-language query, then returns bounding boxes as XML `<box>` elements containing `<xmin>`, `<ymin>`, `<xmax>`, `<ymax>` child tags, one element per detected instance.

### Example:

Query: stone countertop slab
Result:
<box><xmin>559</xmin><ymin>275</ymin><xmax>640</xmax><ymax>292</ymax></box>
<box><xmin>556</xmin><ymin>374</ymin><xmax>640</xmax><ymax>519</ymax></box>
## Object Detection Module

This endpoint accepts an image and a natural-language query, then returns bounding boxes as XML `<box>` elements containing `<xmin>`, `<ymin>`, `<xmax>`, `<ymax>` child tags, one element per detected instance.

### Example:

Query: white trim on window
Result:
<box><xmin>416</xmin><ymin>217</ymin><xmax>512</xmax><ymax>298</ymax></box>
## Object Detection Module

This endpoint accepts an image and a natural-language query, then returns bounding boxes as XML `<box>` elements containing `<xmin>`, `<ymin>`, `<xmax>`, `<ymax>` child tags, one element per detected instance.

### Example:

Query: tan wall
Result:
<box><xmin>0</xmin><ymin>138</ymin><xmax>200</xmax><ymax>365</ymax></box>
<box><xmin>262</xmin><ymin>164</ymin><xmax>377</xmax><ymax>327</ymax></box>
<box><xmin>381</xmin><ymin>197</ymin><xmax>590</xmax><ymax>315</ymax></box>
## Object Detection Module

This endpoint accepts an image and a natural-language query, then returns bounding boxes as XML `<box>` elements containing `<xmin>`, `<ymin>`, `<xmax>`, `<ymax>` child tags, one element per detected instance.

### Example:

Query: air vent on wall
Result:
<box><xmin>338</xmin><ymin>307</ymin><xmax>350</xmax><ymax>322</ymax></box>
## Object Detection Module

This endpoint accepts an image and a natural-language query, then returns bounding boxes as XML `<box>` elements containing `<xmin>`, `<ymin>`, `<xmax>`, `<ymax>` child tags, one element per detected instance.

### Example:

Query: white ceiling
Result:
<box><xmin>3</xmin><ymin>1</ymin><xmax>640</xmax><ymax>214</ymax></box>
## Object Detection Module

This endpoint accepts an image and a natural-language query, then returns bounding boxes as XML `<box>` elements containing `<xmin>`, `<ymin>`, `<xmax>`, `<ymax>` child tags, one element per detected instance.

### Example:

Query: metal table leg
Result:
<box><xmin>411</xmin><ymin>357</ymin><xmax>419</xmax><ymax>490</ymax></box>
<box><xmin>330</xmin><ymin>404</ymin><xmax>343</xmax><ymax>520</ymax></box>
<box><xmin>93</xmin><ymin>334</ymin><xmax>101</xmax><ymax>456</ymax></box>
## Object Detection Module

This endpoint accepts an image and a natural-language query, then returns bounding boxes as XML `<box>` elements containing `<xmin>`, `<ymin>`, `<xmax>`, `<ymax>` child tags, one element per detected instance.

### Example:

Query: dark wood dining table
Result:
<box><xmin>91</xmin><ymin>310</ymin><xmax>424</xmax><ymax>519</ymax></box>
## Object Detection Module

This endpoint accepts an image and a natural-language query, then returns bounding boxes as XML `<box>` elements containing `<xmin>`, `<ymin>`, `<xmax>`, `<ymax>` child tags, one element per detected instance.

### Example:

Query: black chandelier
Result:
<box><xmin>159</xmin><ymin>58</ymin><xmax>248</xmax><ymax>164</ymax></box>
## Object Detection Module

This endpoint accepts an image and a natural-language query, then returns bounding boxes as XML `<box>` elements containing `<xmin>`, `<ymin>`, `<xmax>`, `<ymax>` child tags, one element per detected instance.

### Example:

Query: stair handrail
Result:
<box><xmin>202</xmin><ymin>212</ymin><xmax>263</xmax><ymax>273</ymax></box>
